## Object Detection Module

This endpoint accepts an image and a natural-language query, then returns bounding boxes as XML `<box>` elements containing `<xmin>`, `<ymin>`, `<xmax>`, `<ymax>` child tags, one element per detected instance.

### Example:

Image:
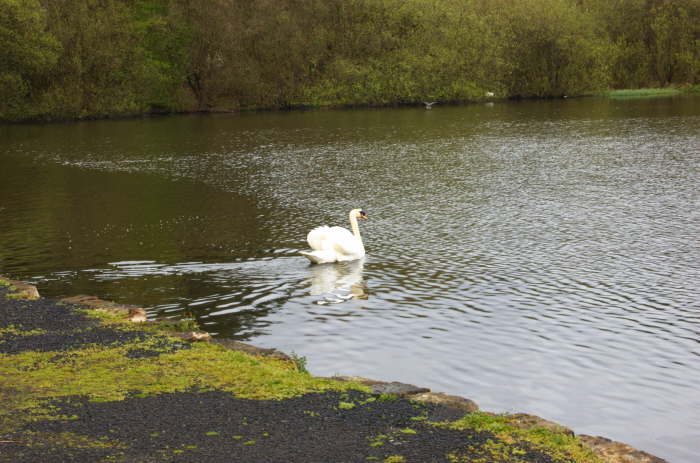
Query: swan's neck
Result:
<box><xmin>349</xmin><ymin>211</ymin><xmax>364</xmax><ymax>247</ymax></box>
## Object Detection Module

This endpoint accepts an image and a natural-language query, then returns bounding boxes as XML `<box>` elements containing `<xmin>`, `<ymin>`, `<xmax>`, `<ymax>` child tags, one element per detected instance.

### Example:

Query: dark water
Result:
<box><xmin>1</xmin><ymin>97</ymin><xmax>699</xmax><ymax>462</ymax></box>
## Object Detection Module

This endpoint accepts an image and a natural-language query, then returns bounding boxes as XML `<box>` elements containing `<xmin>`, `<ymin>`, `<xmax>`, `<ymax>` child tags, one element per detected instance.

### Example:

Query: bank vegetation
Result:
<box><xmin>1</xmin><ymin>0</ymin><xmax>699</xmax><ymax>121</ymax></box>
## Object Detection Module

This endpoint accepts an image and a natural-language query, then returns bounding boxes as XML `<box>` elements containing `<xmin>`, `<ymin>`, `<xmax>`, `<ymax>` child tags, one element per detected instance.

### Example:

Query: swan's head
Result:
<box><xmin>351</xmin><ymin>208</ymin><xmax>368</xmax><ymax>220</ymax></box>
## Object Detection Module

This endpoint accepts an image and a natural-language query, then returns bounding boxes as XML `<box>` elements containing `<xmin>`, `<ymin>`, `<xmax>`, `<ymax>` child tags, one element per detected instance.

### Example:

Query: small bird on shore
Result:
<box><xmin>485</xmin><ymin>91</ymin><xmax>494</xmax><ymax>97</ymax></box>
<box><xmin>423</xmin><ymin>101</ymin><xmax>437</xmax><ymax>109</ymax></box>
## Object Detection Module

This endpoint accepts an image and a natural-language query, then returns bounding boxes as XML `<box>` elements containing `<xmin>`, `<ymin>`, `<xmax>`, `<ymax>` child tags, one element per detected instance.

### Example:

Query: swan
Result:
<box><xmin>423</xmin><ymin>101</ymin><xmax>437</xmax><ymax>109</ymax></box>
<box><xmin>300</xmin><ymin>209</ymin><xmax>368</xmax><ymax>264</ymax></box>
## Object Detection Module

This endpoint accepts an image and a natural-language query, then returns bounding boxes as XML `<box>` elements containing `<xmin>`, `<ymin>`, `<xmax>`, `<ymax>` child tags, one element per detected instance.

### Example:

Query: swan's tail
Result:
<box><xmin>300</xmin><ymin>251</ymin><xmax>334</xmax><ymax>265</ymax></box>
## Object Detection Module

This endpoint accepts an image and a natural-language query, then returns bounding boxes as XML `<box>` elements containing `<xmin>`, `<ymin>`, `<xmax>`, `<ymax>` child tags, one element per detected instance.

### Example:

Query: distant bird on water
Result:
<box><xmin>423</xmin><ymin>101</ymin><xmax>437</xmax><ymax>109</ymax></box>
<box><xmin>485</xmin><ymin>91</ymin><xmax>495</xmax><ymax>97</ymax></box>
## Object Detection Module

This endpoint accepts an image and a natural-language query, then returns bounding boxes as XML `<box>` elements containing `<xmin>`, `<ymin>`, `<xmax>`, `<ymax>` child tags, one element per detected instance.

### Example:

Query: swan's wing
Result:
<box><xmin>307</xmin><ymin>226</ymin><xmax>332</xmax><ymax>250</ymax></box>
<box><xmin>328</xmin><ymin>226</ymin><xmax>364</xmax><ymax>257</ymax></box>
<box><xmin>308</xmin><ymin>226</ymin><xmax>354</xmax><ymax>249</ymax></box>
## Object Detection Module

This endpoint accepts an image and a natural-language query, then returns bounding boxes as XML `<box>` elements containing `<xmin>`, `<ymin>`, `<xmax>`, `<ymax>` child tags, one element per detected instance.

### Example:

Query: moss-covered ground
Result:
<box><xmin>0</xmin><ymin>280</ymin><xmax>600</xmax><ymax>462</ymax></box>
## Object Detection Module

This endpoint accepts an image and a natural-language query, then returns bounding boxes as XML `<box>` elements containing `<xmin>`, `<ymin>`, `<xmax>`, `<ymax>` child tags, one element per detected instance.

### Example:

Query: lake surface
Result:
<box><xmin>1</xmin><ymin>97</ymin><xmax>699</xmax><ymax>462</ymax></box>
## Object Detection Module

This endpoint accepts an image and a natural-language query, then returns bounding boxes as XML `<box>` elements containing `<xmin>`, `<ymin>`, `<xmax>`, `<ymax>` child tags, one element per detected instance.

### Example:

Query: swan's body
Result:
<box><xmin>300</xmin><ymin>209</ymin><xmax>367</xmax><ymax>264</ymax></box>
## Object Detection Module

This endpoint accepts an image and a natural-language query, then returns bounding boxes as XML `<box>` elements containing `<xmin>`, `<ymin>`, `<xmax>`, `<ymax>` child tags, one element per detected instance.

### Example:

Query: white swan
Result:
<box><xmin>300</xmin><ymin>209</ymin><xmax>368</xmax><ymax>264</ymax></box>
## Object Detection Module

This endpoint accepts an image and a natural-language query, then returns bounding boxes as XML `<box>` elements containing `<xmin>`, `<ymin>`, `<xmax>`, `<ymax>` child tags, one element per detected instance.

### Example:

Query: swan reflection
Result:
<box><xmin>308</xmin><ymin>259</ymin><xmax>367</xmax><ymax>304</ymax></box>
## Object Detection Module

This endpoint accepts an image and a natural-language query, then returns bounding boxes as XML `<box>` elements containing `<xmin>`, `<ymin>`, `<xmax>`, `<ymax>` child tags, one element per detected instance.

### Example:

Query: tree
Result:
<box><xmin>0</xmin><ymin>0</ymin><xmax>59</xmax><ymax>120</ymax></box>
<box><xmin>489</xmin><ymin>0</ymin><xmax>611</xmax><ymax>97</ymax></box>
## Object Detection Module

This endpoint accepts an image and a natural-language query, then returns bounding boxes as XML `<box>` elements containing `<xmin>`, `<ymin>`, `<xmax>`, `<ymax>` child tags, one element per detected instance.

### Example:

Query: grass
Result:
<box><xmin>601</xmin><ymin>88</ymin><xmax>682</xmax><ymax>98</ymax></box>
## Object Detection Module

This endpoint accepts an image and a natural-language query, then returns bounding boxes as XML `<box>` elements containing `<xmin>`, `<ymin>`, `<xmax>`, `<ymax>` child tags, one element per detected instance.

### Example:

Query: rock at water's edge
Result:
<box><xmin>579</xmin><ymin>435</ymin><xmax>670</xmax><ymax>463</ymax></box>
<box><xmin>0</xmin><ymin>276</ymin><xmax>40</xmax><ymax>299</ymax></box>
<box><xmin>61</xmin><ymin>294</ymin><xmax>142</xmax><ymax>317</ymax></box>
<box><xmin>410</xmin><ymin>392</ymin><xmax>479</xmax><ymax>412</ymax></box>
<box><xmin>212</xmin><ymin>338</ymin><xmax>291</xmax><ymax>361</ymax></box>
<box><xmin>506</xmin><ymin>413</ymin><xmax>574</xmax><ymax>436</ymax></box>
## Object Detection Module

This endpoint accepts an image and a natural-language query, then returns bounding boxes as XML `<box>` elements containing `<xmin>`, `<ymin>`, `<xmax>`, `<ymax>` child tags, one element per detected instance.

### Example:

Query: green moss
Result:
<box><xmin>5</xmin><ymin>291</ymin><xmax>37</xmax><ymax>301</ymax></box>
<box><xmin>440</xmin><ymin>412</ymin><xmax>601</xmax><ymax>463</ymax></box>
<box><xmin>0</xmin><ymin>325</ymin><xmax>47</xmax><ymax>337</ymax></box>
<box><xmin>0</xmin><ymin>279</ymin><xmax>11</xmax><ymax>287</ymax></box>
<box><xmin>338</xmin><ymin>401</ymin><xmax>356</xmax><ymax>410</ymax></box>
<box><xmin>0</xmin><ymin>308</ymin><xmax>369</xmax><ymax>436</ymax></box>
<box><xmin>143</xmin><ymin>318</ymin><xmax>199</xmax><ymax>332</ymax></box>
<box><xmin>76</xmin><ymin>309</ymin><xmax>126</xmax><ymax>323</ymax></box>
<box><xmin>19</xmin><ymin>431</ymin><xmax>126</xmax><ymax>450</ymax></box>
<box><xmin>0</xmin><ymin>343</ymin><xmax>365</xmax><ymax>404</ymax></box>
<box><xmin>369</xmin><ymin>434</ymin><xmax>388</xmax><ymax>447</ymax></box>
<box><xmin>383</xmin><ymin>456</ymin><xmax>406</xmax><ymax>463</ymax></box>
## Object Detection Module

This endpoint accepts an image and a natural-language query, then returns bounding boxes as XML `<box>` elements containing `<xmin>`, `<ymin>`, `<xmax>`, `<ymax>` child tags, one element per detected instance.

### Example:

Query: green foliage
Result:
<box><xmin>1</xmin><ymin>0</ymin><xmax>698</xmax><ymax>121</ymax></box>
<box><xmin>289</xmin><ymin>351</ymin><xmax>309</xmax><ymax>374</ymax></box>
<box><xmin>486</xmin><ymin>0</ymin><xmax>611</xmax><ymax>97</ymax></box>
<box><xmin>0</xmin><ymin>0</ymin><xmax>60</xmax><ymax>120</ymax></box>
<box><xmin>587</xmin><ymin>0</ymin><xmax>700</xmax><ymax>88</ymax></box>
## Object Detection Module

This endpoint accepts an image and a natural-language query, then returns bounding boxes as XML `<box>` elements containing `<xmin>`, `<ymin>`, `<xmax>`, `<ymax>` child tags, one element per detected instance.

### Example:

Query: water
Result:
<box><xmin>1</xmin><ymin>97</ymin><xmax>699</xmax><ymax>462</ymax></box>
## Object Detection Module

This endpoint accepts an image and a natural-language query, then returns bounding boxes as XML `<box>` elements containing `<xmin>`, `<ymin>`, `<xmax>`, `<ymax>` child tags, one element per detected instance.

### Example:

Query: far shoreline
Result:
<box><xmin>2</xmin><ymin>87</ymin><xmax>698</xmax><ymax>126</ymax></box>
